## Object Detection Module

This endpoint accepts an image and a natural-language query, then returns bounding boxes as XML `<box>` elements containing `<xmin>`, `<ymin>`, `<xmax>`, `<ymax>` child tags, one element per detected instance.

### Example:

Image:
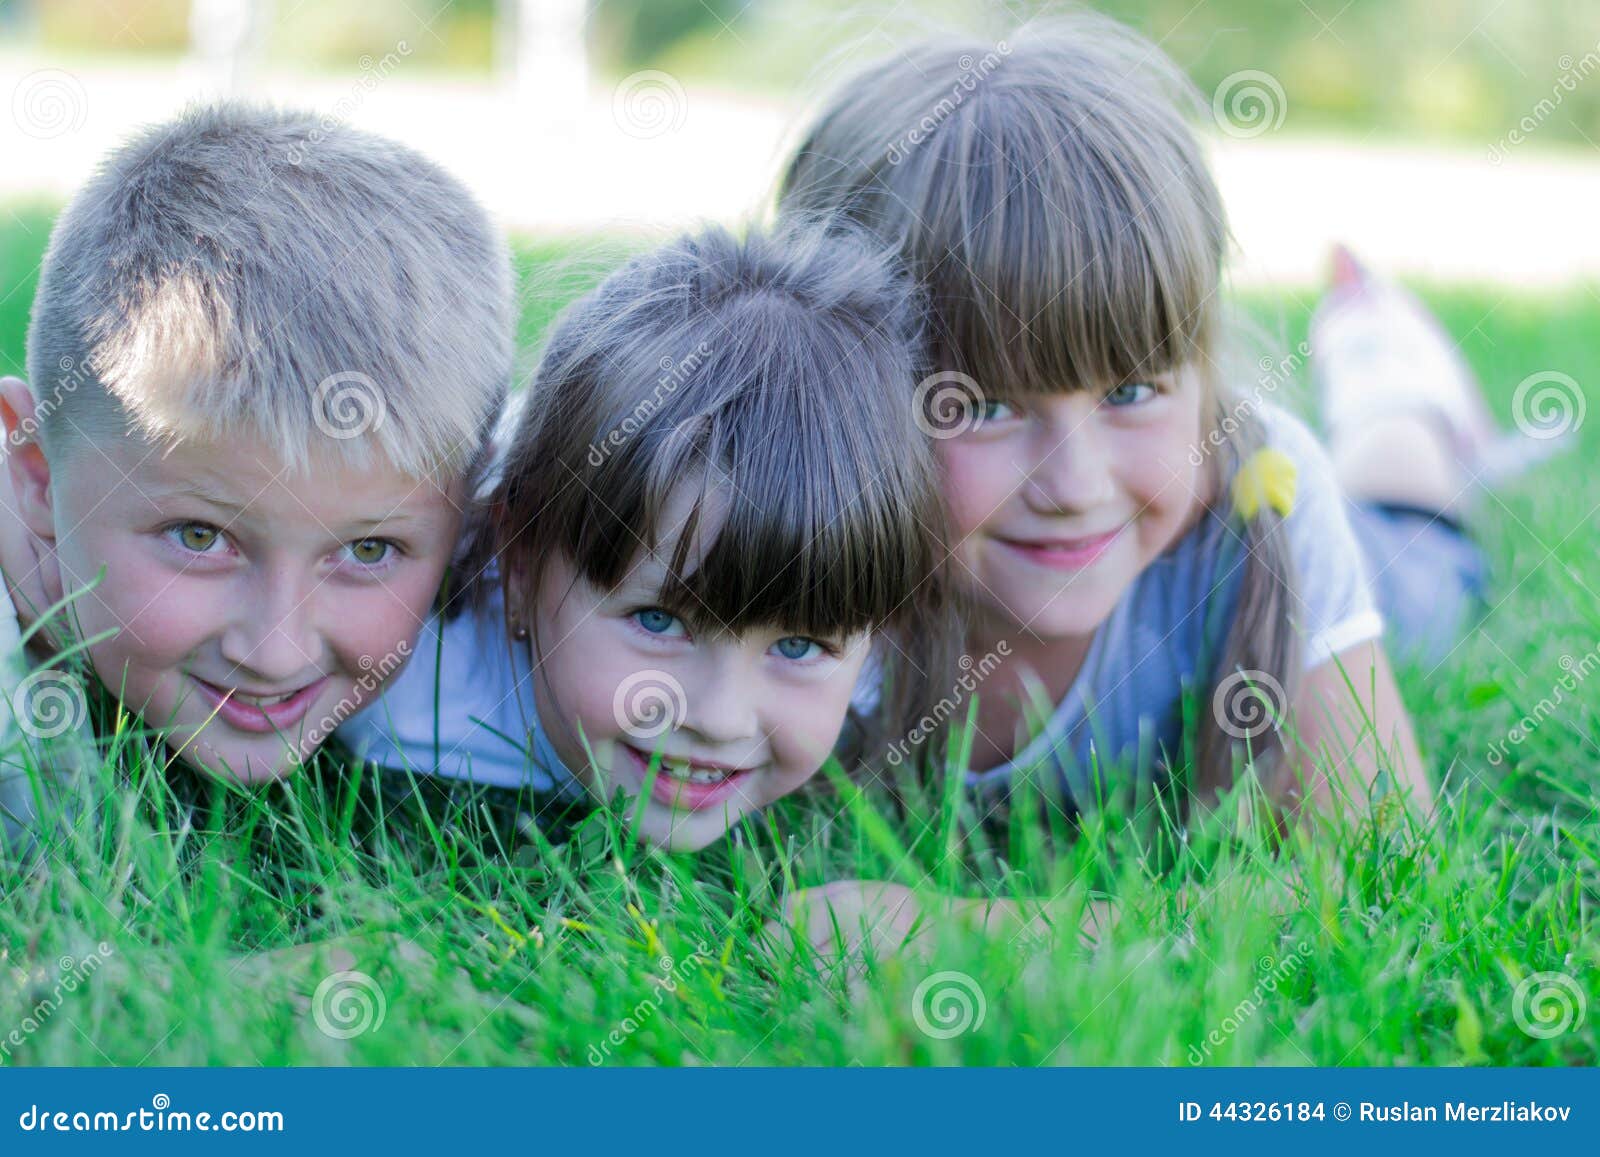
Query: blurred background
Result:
<box><xmin>0</xmin><ymin>0</ymin><xmax>1598</xmax><ymax>298</ymax></box>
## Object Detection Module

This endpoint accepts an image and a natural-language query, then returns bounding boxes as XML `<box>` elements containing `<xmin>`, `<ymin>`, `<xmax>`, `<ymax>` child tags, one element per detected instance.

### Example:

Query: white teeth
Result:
<box><xmin>234</xmin><ymin>690</ymin><xmax>296</xmax><ymax>707</ymax></box>
<box><xmin>656</xmin><ymin>758</ymin><xmax>734</xmax><ymax>785</ymax></box>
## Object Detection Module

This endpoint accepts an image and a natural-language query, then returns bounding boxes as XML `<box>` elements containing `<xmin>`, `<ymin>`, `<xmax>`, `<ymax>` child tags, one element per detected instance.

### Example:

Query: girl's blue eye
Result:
<box><xmin>978</xmin><ymin>399</ymin><xmax>1017</xmax><ymax>424</ymax></box>
<box><xmin>1105</xmin><ymin>381</ymin><xmax>1156</xmax><ymax>407</ymax></box>
<box><xmin>772</xmin><ymin>636</ymin><xmax>823</xmax><ymax>661</ymax></box>
<box><xmin>634</xmin><ymin>608</ymin><xmax>683</xmax><ymax>636</ymax></box>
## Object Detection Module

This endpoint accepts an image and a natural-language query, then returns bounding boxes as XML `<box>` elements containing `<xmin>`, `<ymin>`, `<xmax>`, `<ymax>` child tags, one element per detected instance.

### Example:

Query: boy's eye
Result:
<box><xmin>345</xmin><ymin>538</ymin><xmax>392</xmax><ymax>566</ymax></box>
<box><xmin>634</xmin><ymin>607</ymin><xmax>686</xmax><ymax>637</ymax></box>
<box><xmin>170</xmin><ymin>522</ymin><xmax>225</xmax><ymax>554</ymax></box>
<box><xmin>771</xmin><ymin>636</ymin><xmax>825</xmax><ymax>661</ymax></box>
<box><xmin>1104</xmin><ymin>381</ymin><xmax>1156</xmax><ymax>407</ymax></box>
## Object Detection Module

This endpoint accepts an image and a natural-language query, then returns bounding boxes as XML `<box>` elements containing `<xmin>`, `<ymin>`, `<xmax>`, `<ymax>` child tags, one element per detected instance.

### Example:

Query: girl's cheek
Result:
<box><xmin>553</xmin><ymin>627</ymin><xmax>648</xmax><ymax>743</ymax></box>
<box><xmin>771</xmin><ymin>666</ymin><xmax>862</xmax><ymax>773</ymax></box>
<box><xmin>937</xmin><ymin>440</ymin><xmax>1014</xmax><ymax>537</ymax></box>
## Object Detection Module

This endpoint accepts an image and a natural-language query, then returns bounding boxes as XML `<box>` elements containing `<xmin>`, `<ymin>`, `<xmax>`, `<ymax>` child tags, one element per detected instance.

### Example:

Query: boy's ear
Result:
<box><xmin>0</xmin><ymin>376</ymin><xmax>58</xmax><ymax>542</ymax></box>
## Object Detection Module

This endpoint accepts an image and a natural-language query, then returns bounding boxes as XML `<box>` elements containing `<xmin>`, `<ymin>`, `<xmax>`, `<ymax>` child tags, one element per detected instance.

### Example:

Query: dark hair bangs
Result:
<box><xmin>566</xmin><ymin>318</ymin><xmax>934</xmax><ymax>641</ymax></box>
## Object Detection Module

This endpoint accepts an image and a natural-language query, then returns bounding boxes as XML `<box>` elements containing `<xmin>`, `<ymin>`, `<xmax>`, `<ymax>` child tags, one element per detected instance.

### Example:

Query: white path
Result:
<box><xmin>2</xmin><ymin>50</ymin><xmax>1597</xmax><ymax>290</ymax></box>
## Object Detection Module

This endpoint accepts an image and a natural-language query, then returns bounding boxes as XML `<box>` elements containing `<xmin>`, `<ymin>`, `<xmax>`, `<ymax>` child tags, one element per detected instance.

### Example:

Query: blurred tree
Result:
<box><xmin>1</xmin><ymin>0</ymin><xmax>1595</xmax><ymax>148</ymax></box>
<box><xmin>589</xmin><ymin>0</ymin><xmax>750</xmax><ymax>69</ymax></box>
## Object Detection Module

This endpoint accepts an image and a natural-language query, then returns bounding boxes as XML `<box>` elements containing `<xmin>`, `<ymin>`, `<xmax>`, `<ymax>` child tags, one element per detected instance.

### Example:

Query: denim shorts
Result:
<box><xmin>1345</xmin><ymin>500</ymin><xmax>1488</xmax><ymax>665</ymax></box>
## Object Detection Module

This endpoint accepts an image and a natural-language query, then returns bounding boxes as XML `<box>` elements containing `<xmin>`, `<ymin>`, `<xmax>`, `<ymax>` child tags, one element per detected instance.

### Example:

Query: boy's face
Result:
<box><xmin>17</xmin><ymin>412</ymin><xmax>466</xmax><ymax>782</ymax></box>
<box><xmin>526</xmin><ymin>493</ymin><xmax>871</xmax><ymax>852</ymax></box>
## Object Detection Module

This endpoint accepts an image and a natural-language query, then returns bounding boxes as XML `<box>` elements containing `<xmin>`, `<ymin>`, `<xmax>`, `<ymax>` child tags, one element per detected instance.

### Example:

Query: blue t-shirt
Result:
<box><xmin>960</xmin><ymin>401</ymin><xmax>1383</xmax><ymax>804</ymax></box>
<box><xmin>336</xmin><ymin>582</ymin><xmax>585</xmax><ymax>800</ymax></box>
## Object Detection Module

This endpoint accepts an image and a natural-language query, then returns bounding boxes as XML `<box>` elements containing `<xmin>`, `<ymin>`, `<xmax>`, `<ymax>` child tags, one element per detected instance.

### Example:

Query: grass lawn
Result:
<box><xmin>0</xmin><ymin>202</ymin><xmax>1595</xmax><ymax>1066</ymax></box>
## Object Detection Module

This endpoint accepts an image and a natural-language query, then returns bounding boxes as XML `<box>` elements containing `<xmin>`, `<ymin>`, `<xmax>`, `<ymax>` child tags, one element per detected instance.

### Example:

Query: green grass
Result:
<box><xmin>1</xmin><ymin>210</ymin><xmax>1596</xmax><ymax>1066</ymax></box>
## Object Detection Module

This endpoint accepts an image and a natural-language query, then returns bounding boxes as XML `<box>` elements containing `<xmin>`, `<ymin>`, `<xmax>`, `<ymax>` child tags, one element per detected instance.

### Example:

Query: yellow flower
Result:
<box><xmin>1231</xmin><ymin>447</ymin><xmax>1298</xmax><ymax>519</ymax></box>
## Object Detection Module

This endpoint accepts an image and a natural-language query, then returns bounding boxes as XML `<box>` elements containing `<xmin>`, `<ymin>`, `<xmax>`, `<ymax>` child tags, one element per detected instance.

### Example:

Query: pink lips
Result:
<box><xmin>998</xmin><ymin>526</ymin><xmax>1124</xmax><ymax>571</ymax></box>
<box><xmin>621</xmin><ymin>744</ymin><xmax>754</xmax><ymax>812</ymax></box>
<box><xmin>189</xmin><ymin>676</ymin><xmax>330</xmax><ymax>735</ymax></box>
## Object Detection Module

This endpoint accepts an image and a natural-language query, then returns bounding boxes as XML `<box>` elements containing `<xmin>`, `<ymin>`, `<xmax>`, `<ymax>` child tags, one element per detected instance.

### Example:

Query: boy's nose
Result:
<box><xmin>218</xmin><ymin>576</ymin><xmax>321</xmax><ymax>682</ymax></box>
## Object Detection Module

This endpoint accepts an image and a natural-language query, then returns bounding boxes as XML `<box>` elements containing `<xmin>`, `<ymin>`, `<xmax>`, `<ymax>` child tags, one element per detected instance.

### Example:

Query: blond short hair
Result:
<box><xmin>26</xmin><ymin>102</ymin><xmax>511</xmax><ymax>480</ymax></box>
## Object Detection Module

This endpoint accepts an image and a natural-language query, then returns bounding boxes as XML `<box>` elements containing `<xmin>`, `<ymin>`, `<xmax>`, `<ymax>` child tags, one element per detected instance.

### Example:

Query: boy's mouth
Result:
<box><xmin>619</xmin><ymin>743</ymin><xmax>757</xmax><ymax>811</ymax></box>
<box><xmin>189</xmin><ymin>676</ymin><xmax>330</xmax><ymax>734</ymax></box>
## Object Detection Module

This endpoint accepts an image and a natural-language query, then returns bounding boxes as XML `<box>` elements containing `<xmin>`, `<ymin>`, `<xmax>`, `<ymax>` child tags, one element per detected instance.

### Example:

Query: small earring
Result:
<box><xmin>511</xmin><ymin>620</ymin><xmax>530</xmax><ymax>641</ymax></box>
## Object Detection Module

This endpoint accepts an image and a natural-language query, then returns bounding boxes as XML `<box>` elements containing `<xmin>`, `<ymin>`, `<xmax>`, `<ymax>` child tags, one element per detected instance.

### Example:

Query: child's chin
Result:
<box><xmin>635</xmin><ymin>803</ymin><xmax>736</xmax><ymax>853</ymax></box>
<box><xmin>174</xmin><ymin>735</ymin><xmax>303</xmax><ymax>785</ymax></box>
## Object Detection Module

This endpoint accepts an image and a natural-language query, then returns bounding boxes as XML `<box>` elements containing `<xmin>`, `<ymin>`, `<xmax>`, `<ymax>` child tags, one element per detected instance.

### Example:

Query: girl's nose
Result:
<box><xmin>680</xmin><ymin>649</ymin><xmax>759</xmax><ymax>744</ymax></box>
<box><xmin>1025</xmin><ymin>415</ymin><xmax>1116</xmax><ymax>514</ymax></box>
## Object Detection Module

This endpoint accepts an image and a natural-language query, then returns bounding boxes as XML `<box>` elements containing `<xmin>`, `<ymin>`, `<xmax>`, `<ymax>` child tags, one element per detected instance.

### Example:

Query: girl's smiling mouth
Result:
<box><xmin>996</xmin><ymin>526</ymin><xmax>1125</xmax><ymax>571</ymax></box>
<box><xmin>620</xmin><ymin>743</ymin><xmax>758</xmax><ymax>811</ymax></box>
<box><xmin>189</xmin><ymin>675</ymin><xmax>330</xmax><ymax>734</ymax></box>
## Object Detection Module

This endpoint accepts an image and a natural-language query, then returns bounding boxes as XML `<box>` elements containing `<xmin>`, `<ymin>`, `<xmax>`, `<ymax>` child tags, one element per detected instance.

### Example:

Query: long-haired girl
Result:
<box><xmin>780</xmin><ymin>9</ymin><xmax>1540</xmax><ymax>841</ymax></box>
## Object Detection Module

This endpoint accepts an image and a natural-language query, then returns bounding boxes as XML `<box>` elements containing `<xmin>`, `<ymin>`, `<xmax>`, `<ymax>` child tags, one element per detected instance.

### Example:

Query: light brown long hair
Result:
<box><xmin>463</xmin><ymin>223</ymin><xmax>958</xmax><ymax>768</ymax></box>
<box><xmin>776</xmin><ymin>13</ymin><xmax>1299</xmax><ymax>809</ymax></box>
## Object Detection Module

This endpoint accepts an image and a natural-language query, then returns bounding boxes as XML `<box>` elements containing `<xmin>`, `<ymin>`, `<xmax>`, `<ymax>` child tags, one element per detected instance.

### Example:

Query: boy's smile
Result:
<box><xmin>1</xmin><ymin>379</ymin><xmax>467</xmax><ymax>783</ymax></box>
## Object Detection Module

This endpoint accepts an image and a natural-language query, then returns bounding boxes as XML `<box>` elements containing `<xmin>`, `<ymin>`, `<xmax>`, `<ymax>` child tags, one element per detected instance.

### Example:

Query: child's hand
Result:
<box><xmin>773</xmin><ymin>879</ymin><xmax>927</xmax><ymax>967</ymax></box>
<box><xmin>770</xmin><ymin>881</ymin><xmax>1122</xmax><ymax>973</ymax></box>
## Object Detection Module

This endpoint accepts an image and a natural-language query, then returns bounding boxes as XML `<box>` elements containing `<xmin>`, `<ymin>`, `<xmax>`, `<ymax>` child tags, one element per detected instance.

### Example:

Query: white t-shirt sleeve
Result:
<box><xmin>1261</xmin><ymin>403</ymin><xmax>1385</xmax><ymax>668</ymax></box>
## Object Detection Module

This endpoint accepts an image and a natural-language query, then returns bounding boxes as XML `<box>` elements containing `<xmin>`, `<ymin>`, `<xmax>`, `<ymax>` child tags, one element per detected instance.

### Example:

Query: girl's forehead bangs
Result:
<box><xmin>646</xmin><ymin>422</ymin><xmax>931</xmax><ymax>641</ymax></box>
<box><xmin>910</xmin><ymin>91</ymin><xmax>1222</xmax><ymax>394</ymax></box>
<box><xmin>571</xmin><ymin>364</ymin><xmax>932</xmax><ymax>640</ymax></box>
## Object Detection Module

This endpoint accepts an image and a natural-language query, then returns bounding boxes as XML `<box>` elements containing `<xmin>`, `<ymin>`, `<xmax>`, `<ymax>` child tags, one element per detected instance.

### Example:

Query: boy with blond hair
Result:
<box><xmin>0</xmin><ymin>103</ymin><xmax>511</xmax><ymax>851</ymax></box>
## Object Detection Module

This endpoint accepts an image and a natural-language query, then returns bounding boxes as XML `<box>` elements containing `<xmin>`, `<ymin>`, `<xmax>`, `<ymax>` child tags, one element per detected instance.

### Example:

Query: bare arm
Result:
<box><xmin>1277</xmin><ymin>640</ymin><xmax>1435</xmax><ymax>824</ymax></box>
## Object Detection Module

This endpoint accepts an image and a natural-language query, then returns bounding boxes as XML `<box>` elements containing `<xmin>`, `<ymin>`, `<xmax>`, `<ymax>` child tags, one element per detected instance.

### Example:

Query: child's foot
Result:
<box><xmin>1310</xmin><ymin>245</ymin><xmax>1572</xmax><ymax>489</ymax></box>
